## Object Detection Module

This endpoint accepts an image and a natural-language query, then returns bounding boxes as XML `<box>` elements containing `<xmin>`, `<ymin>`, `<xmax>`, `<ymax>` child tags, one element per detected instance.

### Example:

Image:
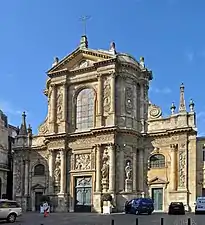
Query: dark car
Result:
<box><xmin>168</xmin><ymin>202</ymin><xmax>185</xmax><ymax>215</ymax></box>
<box><xmin>125</xmin><ymin>198</ymin><xmax>154</xmax><ymax>215</ymax></box>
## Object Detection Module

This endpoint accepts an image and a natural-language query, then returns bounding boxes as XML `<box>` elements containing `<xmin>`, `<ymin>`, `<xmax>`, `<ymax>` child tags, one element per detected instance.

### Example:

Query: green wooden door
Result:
<box><xmin>152</xmin><ymin>188</ymin><xmax>163</xmax><ymax>210</ymax></box>
<box><xmin>75</xmin><ymin>177</ymin><xmax>92</xmax><ymax>212</ymax></box>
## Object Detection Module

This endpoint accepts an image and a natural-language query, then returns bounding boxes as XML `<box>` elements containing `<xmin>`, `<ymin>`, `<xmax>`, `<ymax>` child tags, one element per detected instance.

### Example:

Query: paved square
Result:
<box><xmin>16</xmin><ymin>212</ymin><xmax>202</xmax><ymax>225</ymax></box>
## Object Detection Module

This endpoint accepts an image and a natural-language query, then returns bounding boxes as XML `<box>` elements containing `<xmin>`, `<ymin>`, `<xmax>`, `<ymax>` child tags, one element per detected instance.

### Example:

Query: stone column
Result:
<box><xmin>109</xmin><ymin>144</ymin><xmax>116</xmax><ymax>192</ymax></box>
<box><xmin>48</xmin><ymin>150</ymin><xmax>54</xmax><ymax>194</ymax></box>
<box><xmin>132</xmin><ymin>149</ymin><xmax>137</xmax><ymax>192</ymax></box>
<box><xmin>110</xmin><ymin>73</ymin><xmax>116</xmax><ymax>113</ymax></box>
<box><xmin>50</xmin><ymin>84</ymin><xmax>56</xmax><ymax>133</ymax></box>
<box><xmin>140</xmin><ymin>83</ymin><xmax>145</xmax><ymax>133</ymax></box>
<box><xmin>12</xmin><ymin>160</ymin><xmax>16</xmax><ymax>200</ymax></box>
<box><xmin>97</xmin><ymin>75</ymin><xmax>103</xmax><ymax>126</ymax></box>
<box><xmin>170</xmin><ymin>144</ymin><xmax>177</xmax><ymax>191</ymax></box>
<box><xmin>138</xmin><ymin>149</ymin><xmax>144</xmax><ymax>191</ymax></box>
<box><xmin>118</xmin><ymin>147</ymin><xmax>124</xmax><ymax>192</ymax></box>
<box><xmin>60</xmin><ymin>149</ymin><xmax>66</xmax><ymax>193</ymax></box>
<box><xmin>24</xmin><ymin>160</ymin><xmax>29</xmax><ymax>195</ymax></box>
<box><xmin>95</xmin><ymin>145</ymin><xmax>101</xmax><ymax>192</ymax></box>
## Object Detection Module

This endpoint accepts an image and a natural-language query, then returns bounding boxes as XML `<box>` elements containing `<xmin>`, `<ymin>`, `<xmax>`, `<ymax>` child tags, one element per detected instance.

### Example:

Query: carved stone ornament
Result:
<box><xmin>149</xmin><ymin>104</ymin><xmax>162</xmax><ymax>119</ymax></box>
<box><xmin>178</xmin><ymin>151</ymin><xmax>186</xmax><ymax>188</ymax></box>
<box><xmin>14</xmin><ymin>158</ymin><xmax>22</xmax><ymax>194</ymax></box>
<box><xmin>125</xmin><ymin>87</ymin><xmax>133</xmax><ymax>114</ymax></box>
<box><xmin>75</xmin><ymin>153</ymin><xmax>91</xmax><ymax>170</ymax></box>
<box><xmin>48</xmin><ymin>140</ymin><xmax>65</xmax><ymax>149</ymax></box>
<box><xmin>47</xmin><ymin>86</ymin><xmax>52</xmax><ymax>121</ymax></box>
<box><xmin>103</xmin><ymin>77</ymin><xmax>111</xmax><ymax>113</ymax></box>
<box><xmin>54</xmin><ymin>152</ymin><xmax>61</xmax><ymax>184</ymax></box>
<box><xmin>38</xmin><ymin>118</ymin><xmax>49</xmax><ymax>135</ymax></box>
<box><xmin>56</xmin><ymin>87</ymin><xmax>63</xmax><ymax>123</ymax></box>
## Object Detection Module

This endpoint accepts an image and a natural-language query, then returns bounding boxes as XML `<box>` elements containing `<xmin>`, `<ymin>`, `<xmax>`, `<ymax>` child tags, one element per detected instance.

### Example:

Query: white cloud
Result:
<box><xmin>150</xmin><ymin>87</ymin><xmax>172</xmax><ymax>94</ymax></box>
<box><xmin>0</xmin><ymin>100</ymin><xmax>22</xmax><ymax>116</ymax></box>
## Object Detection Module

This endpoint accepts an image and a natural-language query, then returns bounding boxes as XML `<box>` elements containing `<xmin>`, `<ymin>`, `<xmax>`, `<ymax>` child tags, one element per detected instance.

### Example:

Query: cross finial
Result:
<box><xmin>79</xmin><ymin>16</ymin><xmax>91</xmax><ymax>35</ymax></box>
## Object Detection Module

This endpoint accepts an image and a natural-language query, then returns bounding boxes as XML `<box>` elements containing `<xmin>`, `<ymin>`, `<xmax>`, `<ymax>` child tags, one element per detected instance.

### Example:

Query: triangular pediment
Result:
<box><xmin>32</xmin><ymin>183</ymin><xmax>45</xmax><ymax>190</ymax></box>
<box><xmin>47</xmin><ymin>47</ymin><xmax>115</xmax><ymax>75</ymax></box>
<box><xmin>148</xmin><ymin>176</ymin><xmax>168</xmax><ymax>185</ymax></box>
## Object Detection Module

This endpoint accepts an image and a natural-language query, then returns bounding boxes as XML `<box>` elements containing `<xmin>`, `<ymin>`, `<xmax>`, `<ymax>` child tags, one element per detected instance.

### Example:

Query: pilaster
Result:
<box><xmin>24</xmin><ymin>160</ymin><xmax>29</xmax><ymax>196</ymax></box>
<box><xmin>140</xmin><ymin>83</ymin><xmax>145</xmax><ymax>133</ymax></box>
<box><xmin>170</xmin><ymin>144</ymin><xmax>177</xmax><ymax>191</ymax></box>
<box><xmin>60</xmin><ymin>149</ymin><xmax>66</xmax><ymax>194</ymax></box>
<box><xmin>109</xmin><ymin>72</ymin><xmax>116</xmax><ymax>124</ymax></box>
<box><xmin>49</xmin><ymin>84</ymin><xmax>56</xmax><ymax>133</ymax></box>
<box><xmin>96</xmin><ymin>74</ymin><xmax>103</xmax><ymax>127</ymax></box>
<box><xmin>118</xmin><ymin>146</ymin><xmax>124</xmax><ymax>192</ymax></box>
<box><xmin>138</xmin><ymin>148</ymin><xmax>144</xmax><ymax>192</ymax></box>
<box><xmin>61</xmin><ymin>83</ymin><xmax>68</xmax><ymax>132</ymax></box>
<box><xmin>132</xmin><ymin>148</ymin><xmax>137</xmax><ymax>192</ymax></box>
<box><xmin>95</xmin><ymin>145</ymin><xmax>101</xmax><ymax>192</ymax></box>
<box><xmin>109</xmin><ymin>144</ymin><xmax>116</xmax><ymax>192</ymax></box>
<box><xmin>48</xmin><ymin>150</ymin><xmax>54</xmax><ymax>194</ymax></box>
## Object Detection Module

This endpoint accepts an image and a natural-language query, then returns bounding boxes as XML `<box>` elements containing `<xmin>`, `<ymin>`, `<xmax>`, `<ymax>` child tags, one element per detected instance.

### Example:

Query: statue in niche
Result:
<box><xmin>125</xmin><ymin>161</ymin><xmax>132</xmax><ymax>180</ymax></box>
<box><xmin>101</xmin><ymin>161</ymin><xmax>109</xmax><ymax>179</ymax></box>
<box><xmin>54</xmin><ymin>153</ymin><xmax>61</xmax><ymax>184</ymax></box>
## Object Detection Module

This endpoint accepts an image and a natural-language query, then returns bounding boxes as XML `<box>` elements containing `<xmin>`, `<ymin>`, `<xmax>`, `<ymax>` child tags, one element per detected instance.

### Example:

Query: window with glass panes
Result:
<box><xmin>150</xmin><ymin>154</ymin><xmax>165</xmax><ymax>168</ymax></box>
<box><xmin>76</xmin><ymin>89</ymin><xmax>94</xmax><ymax>130</ymax></box>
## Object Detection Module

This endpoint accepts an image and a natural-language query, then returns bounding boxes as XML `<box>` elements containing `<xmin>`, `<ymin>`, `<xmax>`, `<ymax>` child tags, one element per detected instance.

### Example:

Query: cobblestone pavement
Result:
<box><xmin>15</xmin><ymin>212</ymin><xmax>202</xmax><ymax>225</ymax></box>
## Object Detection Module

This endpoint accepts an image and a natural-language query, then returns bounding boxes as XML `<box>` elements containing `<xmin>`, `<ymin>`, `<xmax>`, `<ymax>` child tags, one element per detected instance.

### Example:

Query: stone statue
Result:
<box><xmin>101</xmin><ymin>162</ymin><xmax>109</xmax><ymax>179</ymax></box>
<box><xmin>125</xmin><ymin>161</ymin><xmax>132</xmax><ymax>180</ymax></box>
<box><xmin>54</xmin><ymin>153</ymin><xmax>61</xmax><ymax>184</ymax></box>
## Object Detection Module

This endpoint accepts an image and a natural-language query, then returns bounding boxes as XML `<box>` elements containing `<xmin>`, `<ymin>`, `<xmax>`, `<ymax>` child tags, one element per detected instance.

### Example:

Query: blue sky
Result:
<box><xmin>0</xmin><ymin>0</ymin><xmax>205</xmax><ymax>135</ymax></box>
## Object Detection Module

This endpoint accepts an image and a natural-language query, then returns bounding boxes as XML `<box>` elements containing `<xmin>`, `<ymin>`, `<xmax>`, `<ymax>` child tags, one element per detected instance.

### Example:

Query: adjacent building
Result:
<box><xmin>0</xmin><ymin>110</ymin><xmax>18</xmax><ymax>199</ymax></box>
<box><xmin>11</xmin><ymin>35</ymin><xmax>205</xmax><ymax>213</ymax></box>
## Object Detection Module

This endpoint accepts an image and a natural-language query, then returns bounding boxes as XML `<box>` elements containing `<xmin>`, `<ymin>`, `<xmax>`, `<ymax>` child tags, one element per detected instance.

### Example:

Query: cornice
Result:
<box><xmin>148</xmin><ymin>127</ymin><xmax>196</xmax><ymax>137</ymax></box>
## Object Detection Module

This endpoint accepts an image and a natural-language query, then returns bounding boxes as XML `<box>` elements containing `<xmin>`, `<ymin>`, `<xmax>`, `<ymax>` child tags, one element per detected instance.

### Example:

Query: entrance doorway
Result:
<box><xmin>74</xmin><ymin>176</ymin><xmax>92</xmax><ymax>212</ymax></box>
<box><xmin>152</xmin><ymin>188</ymin><xmax>163</xmax><ymax>211</ymax></box>
<box><xmin>35</xmin><ymin>192</ymin><xmax>43</xmax><ymax>211</ymax></box>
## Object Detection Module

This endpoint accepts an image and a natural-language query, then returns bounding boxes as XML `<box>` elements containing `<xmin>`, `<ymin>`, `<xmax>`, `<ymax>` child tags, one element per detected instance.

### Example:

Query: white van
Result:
<box><xmin>195</xmin><ymin>197</ymin><xmax>205</xmax><ymax>214</ymax></box>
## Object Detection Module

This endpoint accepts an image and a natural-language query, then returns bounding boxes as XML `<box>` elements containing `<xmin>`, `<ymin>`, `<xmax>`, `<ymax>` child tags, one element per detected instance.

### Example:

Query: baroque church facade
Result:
<box><xmin>12</xmin><ymin>35</ymin><xmax>204</xmax><ymax>213</ymax></box>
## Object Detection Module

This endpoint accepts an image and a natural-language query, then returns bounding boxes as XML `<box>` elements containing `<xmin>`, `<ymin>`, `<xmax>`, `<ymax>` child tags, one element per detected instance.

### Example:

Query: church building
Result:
<box><xmin>12</xmin><ymin>35</ymin><xmax>203</xmax><ymax>213</ymax></box>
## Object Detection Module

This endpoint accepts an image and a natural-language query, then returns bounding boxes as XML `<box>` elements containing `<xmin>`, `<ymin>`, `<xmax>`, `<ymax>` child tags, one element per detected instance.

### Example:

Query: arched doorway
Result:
<box><xmin>0</xmin><ymin>177</ymin><xmax>2</xmax><ymax>198</ymax></box>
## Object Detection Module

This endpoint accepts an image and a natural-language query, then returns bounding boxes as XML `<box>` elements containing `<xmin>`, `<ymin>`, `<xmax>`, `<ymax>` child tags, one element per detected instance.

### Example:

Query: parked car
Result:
<box><xmin>195</xmin><ymin>197</ymin><xmax>205</xmax><ymax>214</ymax></box>
<box><xmin>0</xmin><ymin>199</ymin><xmax>22</xmax><ymax>223</ymax></box>
<box><xmin>125</xmin><ymin>198</ymin><xmax>154</xmax><ymax>215</ymax></box>
<box><xmin>168</xmin><ymin>202</ymin><xmax>185</xmax><ymax>215</ymax></box>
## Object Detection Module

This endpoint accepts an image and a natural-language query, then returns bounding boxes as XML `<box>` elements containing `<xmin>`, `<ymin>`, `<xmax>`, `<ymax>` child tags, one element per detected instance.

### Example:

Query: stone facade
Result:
<box><xmin>11</xmin><ymin>36</ymin><xmax>204</xmax><ymax>213</ymax></box>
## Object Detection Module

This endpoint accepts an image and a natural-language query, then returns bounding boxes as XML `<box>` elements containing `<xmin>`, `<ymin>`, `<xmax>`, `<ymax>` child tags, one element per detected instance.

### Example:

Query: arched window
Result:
<box><xmin>149</xmin><ymin>154</ymin><xmax>165</xmax><ymax>168</ymax></box>
<box><xmin>76</xmin><ymin>88</ymin><xmax>95</xmax><ymax>130</ymax></box>
<box><xmin>34</xmin><ymin>164</ymin><xmax>45</xmax><ymax>176</ymax></box>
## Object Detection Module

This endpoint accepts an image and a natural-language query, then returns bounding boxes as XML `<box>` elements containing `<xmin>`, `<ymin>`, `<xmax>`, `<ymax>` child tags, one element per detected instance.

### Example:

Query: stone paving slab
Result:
<box><xmin>15</xmin><ymin>212</ymin><xmax>202</xmax><ymax>225</ymax></box>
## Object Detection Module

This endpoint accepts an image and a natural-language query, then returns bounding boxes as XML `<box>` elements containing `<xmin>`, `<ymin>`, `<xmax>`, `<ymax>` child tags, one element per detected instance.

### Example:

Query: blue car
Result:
<box><xmin>125</xmin><ymin>198</ymin><xmax>154</xmax><ymax>215</ymax></box>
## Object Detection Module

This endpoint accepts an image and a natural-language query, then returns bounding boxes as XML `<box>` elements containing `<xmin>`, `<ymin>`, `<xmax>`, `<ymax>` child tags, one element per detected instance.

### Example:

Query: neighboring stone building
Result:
<box><xmin>11</xmin><ymin>35</ymin><xmax>204</xmax><ymax>213</ymax></box>
<box><xmin>0</xmin><ymin>110</ymin><xmax>17</xmax><ymax>199</ymax></box>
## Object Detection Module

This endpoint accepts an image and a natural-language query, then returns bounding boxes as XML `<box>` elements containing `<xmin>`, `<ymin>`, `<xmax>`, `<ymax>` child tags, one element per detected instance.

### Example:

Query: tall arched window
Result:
<box><xmin>76</xmin><ymin>88</ymin><xmax>95</xmax><ymax>130</ymax></box>
<box><xmin>150</xmin><ymin>154</ymin><xmax>165</xmax><ymax>168</ymax></box>
<box><xmin>34</xmin><ymin>164</ymin><xmax>45</xmax><ymax>176</ymax></box>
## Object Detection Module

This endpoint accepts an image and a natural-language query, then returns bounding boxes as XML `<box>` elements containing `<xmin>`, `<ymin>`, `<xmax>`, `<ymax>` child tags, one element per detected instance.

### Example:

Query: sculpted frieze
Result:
<box><xmin>47</xmin><ymin>140</ymin><xmax>65</xmax><ymax>149</ymax></box>
<box><xmin>32</xmin><ymin>136</ymin><xmax>46</xmax><ymax>147</ymax></box>
<box><xmin>151</xmin><ymin>135</ymin><xmax>179</xmax><ymax>146</ymax></box>
<box><xmin>75</xmin><ymin>153</ymin><xmax>91</xmax><ymax>170</ymax></box>
<box><xmin>69</xmin><ymin>134</ymin><xmax>114</xmax><ymax>148</ymax></box>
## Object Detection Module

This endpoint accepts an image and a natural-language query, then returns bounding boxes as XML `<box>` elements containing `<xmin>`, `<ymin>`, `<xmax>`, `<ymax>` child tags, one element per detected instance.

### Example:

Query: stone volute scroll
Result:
<box><xmin>101</xmin><ymin>147</ymin><xmax>109</xmax><ymax>192</ymax></box>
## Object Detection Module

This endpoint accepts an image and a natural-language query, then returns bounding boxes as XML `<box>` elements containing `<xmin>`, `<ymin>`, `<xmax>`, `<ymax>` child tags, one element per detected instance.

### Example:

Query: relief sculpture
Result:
<box><xmin>103</xmin><ymin>77</ymin><xmax>111</xmax><ymax>113</ymax></box>
<box><xmin>101</xmin><ymin>147</ymin><xmax>109</xmax><ymax>192</ymax></box>
<box><xmin>75</xmin><ymin>154</ymin><xmax>91</xmax><ymax>170</ymax></box>
<box><xmin>125</xmin><ymin>87</ymin><xmax>133</xmax><ymax>114</ymax></box>
<box><xmin>14</xmin><ymin>158</ymin><xmax>22</xmax><ymax>194</ymax></box>
<box><xmin>178</xmin><ymin>151</ymin><xmax>186</xmax><ymax>188</ymax></box>
<box><xmin>56</xmin><ymin>87</ymin><xmax>63</xmax><ymax>123</ymax></box>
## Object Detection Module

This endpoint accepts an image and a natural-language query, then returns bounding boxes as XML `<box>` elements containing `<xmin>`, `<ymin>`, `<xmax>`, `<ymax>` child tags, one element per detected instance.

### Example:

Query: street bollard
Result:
<box><xmin>111</xmin><ymin>219</ymin><xmax>114</xmax><ymax>225</ymax></box>
<box><xmin>160</xmin><ymin>218</ymin><xmax>164</xmax><ymax>225</ymax></box>
<box><xmin>136</xmin><ymin>218</ymin><xmax>139</xmax><ymax>225</ymax></box>
<box><xmin>187</xmin><ymin>218</ymin><xmax>191</xmax><ymax>225</ymax></box>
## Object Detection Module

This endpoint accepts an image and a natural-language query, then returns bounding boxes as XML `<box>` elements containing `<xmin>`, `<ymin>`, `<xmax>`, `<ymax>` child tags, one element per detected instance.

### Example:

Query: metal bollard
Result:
<box><xmin>160</xmin><ymin>218</ymin><xmax>164</xmax><ymax>225</ymax></box>
<box><xmin>187</xmin><ymin>218</ymin><xmax>191</xmax><ymax>225</ymax></box>
<box><xmin>111</xmin><ymin>219</ymin><xmax>114</xmax><ymax>225</ymax></box>
<box><xmin>136</xmin><ymin>218</ymin><xmax>139</xmax><ymax>225</ymax></box>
